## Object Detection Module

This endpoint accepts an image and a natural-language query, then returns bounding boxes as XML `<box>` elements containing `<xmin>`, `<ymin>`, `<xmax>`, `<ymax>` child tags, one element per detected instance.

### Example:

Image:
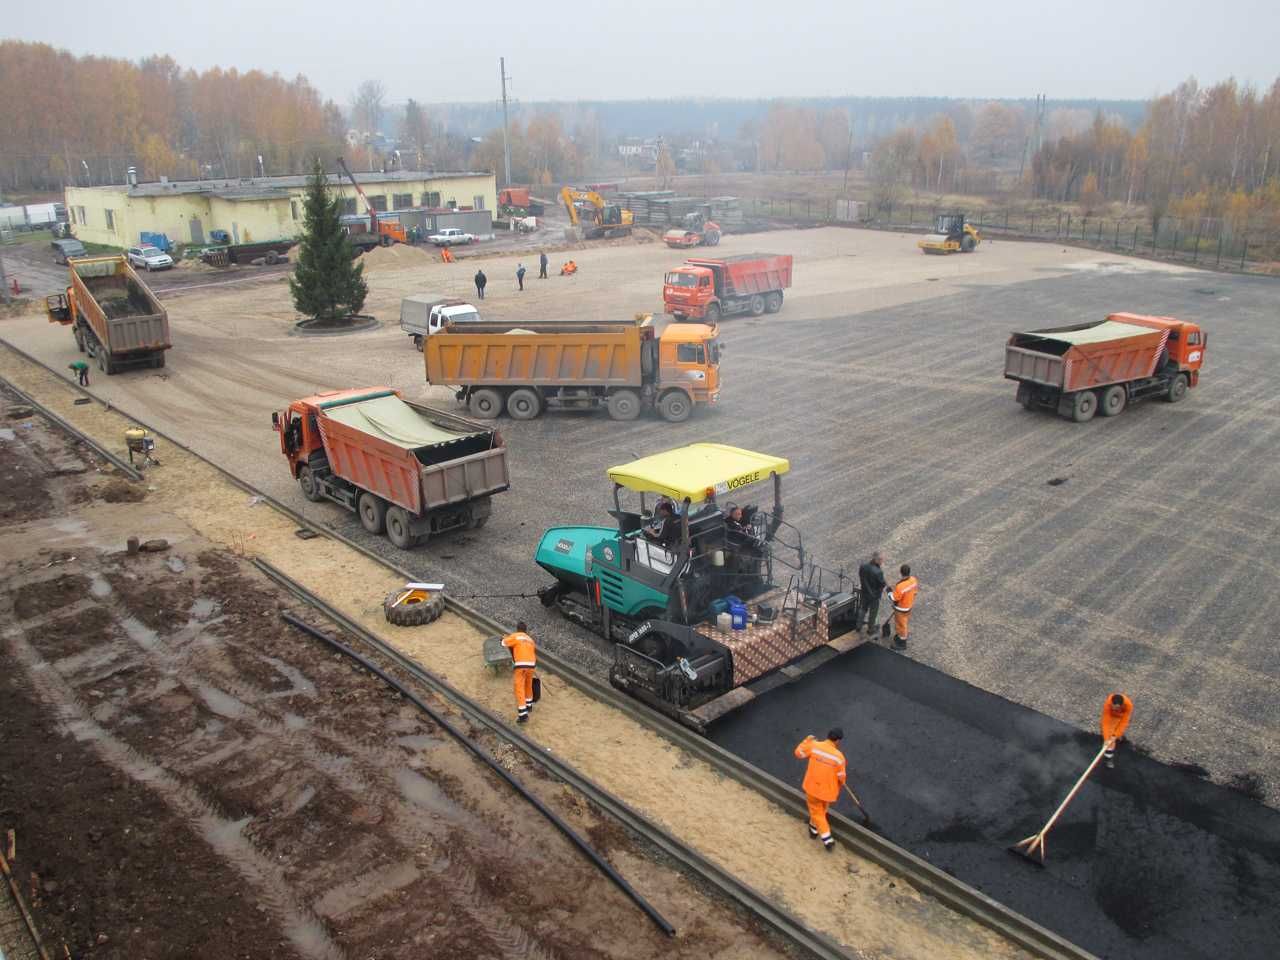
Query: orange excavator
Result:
<box><xmin>337</xmin><ymin>157</ymin><xmax>407</xmax><ymax>246</ymax></box>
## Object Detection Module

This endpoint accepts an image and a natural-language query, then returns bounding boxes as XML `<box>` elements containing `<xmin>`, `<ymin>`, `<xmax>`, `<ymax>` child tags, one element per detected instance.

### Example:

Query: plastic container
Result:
<box><xmin>729</xmin><ymin>602</ymin><xmax>748</xmax><ymax>630</ymax></box>
<box><xmin>717</xmin><ymin>612</ymin><xmax>733</xmax><ymax>631</ymax></box>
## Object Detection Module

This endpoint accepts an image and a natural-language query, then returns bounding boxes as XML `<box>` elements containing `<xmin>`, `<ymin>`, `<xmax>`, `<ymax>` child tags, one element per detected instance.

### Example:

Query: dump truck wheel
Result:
<box><xmin>383</xmin><ymin>589</ymin><xmax>443</xmax><ymax>626</ymax></box>
<box><xmin>1099</xmin><ymin>385</ymin><xmax>1127</xmax><ymax>417</ymax></box>
<box><xmin>1015</xmin><ymin>383</ymin><xmax>1036</xmax><ymax>410</ymax></box>
<box><xmin>961</xmin><ymin>234</ymin><xmax>976</xmax><ymax>252</ymax></box>
<box><xmin>358</xmin><ymin>492</ymin><xmax>387</xmax><ymax>533</ymax></box>
<box><xmin>414</xmin><ymin>335</ymin><xmax>424</xmax><ymax>351</ymax></box>
<box><xmin>506</xmin><ymin>388</ymin><xmax>542</xmax><ymax>420</ymax></box>
<box><xmin>704</xmin><ymin>303</ymin><xmax>722</xmax><ymax>323</ymax></box>
<box><xmin>766</xmin><ymin>291</ymin><xmax>783</xmax><ymax>313</ymax></box>
<box><xmin>469</xmin><ymin>388</ymin><xmax>503</xmax><ymax>419</ymax></box>
<box><xmin>1070</xmin><ymin>390</ymin><xmax>1098</xmax><ymax>423</ymax></box>
<box><xmin>705</xmin><ymin>230</ymin><xmax>721</xmax><ymax>246</ymax></box>
<box><xmin>607</xmin><ymin>389</ymin><xmax>641</xmax><ymax>421</ymax></box>
<box><xmin>298</xmin><ymin>466</ymin><xmax>325</xmax><ymax>502</ymax></box>
<box><xmin>1166</xmin><ymin>374</ymin><xmax>1188</xmax><ymax>403</ymax></box>
<box><xmin>152</xmin><ymin>353</ymin><xmax>165</xmax><ymax>369</ymax></box>
<box><xmin>385</xmin><ymin>506</ymin><xmax>417</xmax><ymax>549</ymax></box>
<box><xmin>658</xmin><ymin>390</ymin><xmax>692</xmax><ymax>423</ymax></box>
<box><xmin>749</xmin><ymin>295</ymin><xmax>766</xmax><ymax>317</ymax></box>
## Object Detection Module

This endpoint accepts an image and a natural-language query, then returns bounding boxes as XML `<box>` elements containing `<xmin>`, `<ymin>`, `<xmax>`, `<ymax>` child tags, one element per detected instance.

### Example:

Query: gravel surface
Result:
<box><xmin>711</xmin><ymin>644</ymin><xmax>1280</xmax><ymax>960</ymax></box>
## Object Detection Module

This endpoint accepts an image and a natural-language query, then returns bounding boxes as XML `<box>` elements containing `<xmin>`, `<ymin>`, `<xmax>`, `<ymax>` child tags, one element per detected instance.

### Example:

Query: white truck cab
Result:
<box><xmin>400</xmin><ymin>295</ymin><xmax>481</xmax><ymax>349</ymax></box>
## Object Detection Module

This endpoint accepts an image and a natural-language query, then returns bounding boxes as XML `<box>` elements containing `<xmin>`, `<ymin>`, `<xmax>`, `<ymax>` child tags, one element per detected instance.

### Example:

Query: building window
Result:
<box><xmin>423</xmin><ymin>191</ymin><xmax>441</xmax><ymax>208</ymax></box>
<box><xmin>75</xmin><ymin>206</ymin><xmax>87</xmax><ymax>225</ymax></box>
<box><xmin>105</xmin><ymin>209</ymin><xmax>116</xmax><ymax>232</ymax></box>
<box><xmin>473</xmin><ymin>195</ymin><xmax>486</xmax><ymax>211</ymax></box>
<box><xmin>393</xmin><ymin>193</ymin><xmax>413</xmax><ymax>210</ymax></box>
<box><xmin>340</xmin><ymin>198</ymin><xmax>358</xmax><ymax>216</ymax></box>
<box><xmin>368</xmin><ymin>195</ymin><xmax>387</xmax><ymax>212</ymax></box>
<box><xmin>290</xmin><ymin>200</ymin><xmax>300</xmax><ymax>220</ymax></box>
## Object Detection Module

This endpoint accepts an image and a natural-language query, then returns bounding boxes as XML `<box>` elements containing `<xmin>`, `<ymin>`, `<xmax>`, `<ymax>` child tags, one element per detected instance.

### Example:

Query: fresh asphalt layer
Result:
<box><xmin>711</xmin><ymin>643</ymin><xmax>1280</xmax><ymax>960</ymax></box>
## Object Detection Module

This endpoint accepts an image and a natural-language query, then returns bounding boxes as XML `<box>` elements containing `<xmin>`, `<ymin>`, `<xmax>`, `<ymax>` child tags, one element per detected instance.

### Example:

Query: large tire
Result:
<box><xmin>1166</xmin><ymin>374</ymin><xmax>1188</xmax><ymax>403</ymax></box>
<box><xmin>1099</xmin><ymin>384</ymin><xmax>1127</xmax><ymax>417</ymax></box>
<box><xmin>703</xmin><ymin>303</ymin><xmax>722</xmax><ymax>324</ymax></box>
<box><xmin>383</xmin><ymin>588</ymin><xmax>444</xmax><ymax>626</ymax></box>
<box><xmin>658</xmin><ymin>390</ymin><xmax>692</xmax><ymax>423</ymax></box>
<box><xmin>961</xmin><ymin>234</ymin><xmax>976</xmax><ymax>252</ymax></box>
<box><xmin>358</xmin><ymin>491</ymin><xmax>387</xmax><ymax>533</ymax></box>
<box><xmin>1070</xmin><ymin>390</ymin><xmax>1098</xmax><ymax>423</ymax></box>
<box><xmin>298</xmin><ymin>466</ymin><xmax>325</xmax><ymax>502</ymax></box>
<box><xmin>765</xmin><ymin>291</ymin><xmax>783</xmax><ymax>313</ymax></box>
<box><xmin>469</xmin><ymin>388</ymin><xmax>503</xmax><ymax>419</ymax></box>
<box><xmin>749</xmin><ymin>295</ymin><xmax>766</xmax><ymax>317</ymax></box>
<box><xmin>152</xmin><ymin>352</ymin><xmax>166</xmax><ymax>369</ymax></box>
<box><xmin>1015</xmin><ymin>382</ymin><xmax>1036</xmax><ymax>410</ymax></box>
<box><xmin>607</xmin><ymin>389</ymin><xmax>641</xmax><ymax>421</ymax></box>
<box><xmin>385</xmin><ymin>506</ymin><xmax>417</xmax><ymax>549</ymax></box>
<box><xmin>506</xmin><ymin>388</ymin><xmax>542</xmax><ymax>420</ymax></box>
<box><xmin>705</xmin><ymin>230</ymin><xmax>721</xmax><ymax>246</ymax></box>
<box><xmin>414</xmin><ymin>335</ymin><xmax>424</xmax><ymax>351</ymax></box>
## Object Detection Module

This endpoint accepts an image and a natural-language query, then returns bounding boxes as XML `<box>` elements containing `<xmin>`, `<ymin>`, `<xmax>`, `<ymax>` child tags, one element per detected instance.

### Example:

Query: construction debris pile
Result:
<box><xmin>614</xmin><ymin>193</ymin><xmax>743</xmax><ymax>230</ymax></box>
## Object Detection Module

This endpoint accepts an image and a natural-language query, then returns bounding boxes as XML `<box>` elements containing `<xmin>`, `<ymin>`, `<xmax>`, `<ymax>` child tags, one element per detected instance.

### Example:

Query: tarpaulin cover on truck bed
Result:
<box><xmin>1022</xmin><ymin>320</ymin><xmax>1153</xmax><ymax>346</ymax></box>
<box><xmin>323</xmin><ymin>394</ymin><xmax>482</xmax><ymax>450</ymax></box>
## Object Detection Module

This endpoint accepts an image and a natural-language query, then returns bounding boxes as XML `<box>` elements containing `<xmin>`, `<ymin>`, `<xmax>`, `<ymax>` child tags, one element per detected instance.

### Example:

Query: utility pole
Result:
<box><xmin>499</xmin><ymin>57</ymin><xmax>512</xmax><ymax>187</ymax></box>
<box><xmin>0</xmin><ymin>247</ymin><xmax>10</xmax><ymax>304</ymax></box>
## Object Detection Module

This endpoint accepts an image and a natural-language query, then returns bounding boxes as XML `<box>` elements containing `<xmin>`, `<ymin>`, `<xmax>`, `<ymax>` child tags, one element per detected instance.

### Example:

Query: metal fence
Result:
<box><xmin>715</xmin><ymin>195</ymin><xmax>1279</xmax><ymax>275</ymax></box>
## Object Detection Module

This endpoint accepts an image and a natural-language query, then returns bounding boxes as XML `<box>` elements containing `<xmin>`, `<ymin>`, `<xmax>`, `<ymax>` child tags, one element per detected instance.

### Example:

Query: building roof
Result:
<box><xmin>72</xmin><ymin>170</ymin><xmax>494</xmax><ymax>201</ymax></box>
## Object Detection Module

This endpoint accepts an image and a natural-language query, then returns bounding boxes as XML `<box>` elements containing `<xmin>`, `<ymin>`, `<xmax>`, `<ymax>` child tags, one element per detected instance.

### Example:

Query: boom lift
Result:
<box><xmin>559</xmin><ymin>187</ymin><xmax>634</xmax><ymax>239</ymax></box>
<box><xmin>337</xmin><ymin>157</ymin><xmax>408</xmax><ymax>246</ymax></box>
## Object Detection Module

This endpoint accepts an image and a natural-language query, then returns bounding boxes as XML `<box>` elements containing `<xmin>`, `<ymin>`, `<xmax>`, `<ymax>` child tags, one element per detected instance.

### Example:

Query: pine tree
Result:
<box><xmin>289</xmin><ymin>158</ymin><xmax>368</xmax><ymax>321</ymax></box>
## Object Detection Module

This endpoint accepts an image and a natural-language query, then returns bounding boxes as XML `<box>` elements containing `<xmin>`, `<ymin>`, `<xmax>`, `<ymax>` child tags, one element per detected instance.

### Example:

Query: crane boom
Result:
<box><xmin>337</xmin><ymin>157</ymin><xmax>379</xmax><ymax>231</ymax></box>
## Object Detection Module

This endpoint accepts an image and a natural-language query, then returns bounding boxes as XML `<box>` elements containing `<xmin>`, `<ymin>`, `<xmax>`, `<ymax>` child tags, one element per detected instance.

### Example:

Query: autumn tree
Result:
<box><xmin>350</xmin><ymin>79</ymin><xmax>386</xmax><ymax>135</ymax></box>
<box><xmin>870</xmin><ymin>129</ymin><xmax>917</xmax><ymax>210</ymax></box>
<box><xmin>290</xmin><ymin>159</ymin><xmax>368</xmax><ymax>322</ymax></box>
<box><xmin>971</xmin><ymin>103</ymin><xmax>1024</xmax><ymax>164</ymax></box>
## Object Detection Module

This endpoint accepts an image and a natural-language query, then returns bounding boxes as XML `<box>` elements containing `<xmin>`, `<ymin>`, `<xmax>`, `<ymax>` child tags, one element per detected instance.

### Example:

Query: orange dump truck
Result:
<box><xmin>273</xmin><ymin>387</ymin><xmax>509</xmax><ymax>548</ymax></box>
<box><xmin>1005</xmin><ymin>313</ymin><xmax>1206</xmax><ymax>422</ymax></box>
<box><xmin>45</xmin><ymin>255</ymin><xmax>171</xmax><ymax>374</ymax></box>
<box><xmin>663</xmin><ymin>254</ymin><xmax>793</xmax><ymax>322</ymax></box>
<box><xmin>424</xmin><ymin>317</ymin><xmax>721</xmax><ymax>423</ymax></box>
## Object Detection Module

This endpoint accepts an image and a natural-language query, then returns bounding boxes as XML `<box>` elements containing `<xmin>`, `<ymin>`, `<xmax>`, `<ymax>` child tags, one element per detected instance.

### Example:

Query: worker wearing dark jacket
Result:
<box><xmin>501</xmin><ymin>621</ymin><xmax>537</xmax><ymax>723</ymax></box>
<box><xmin>1101</xmin><ymin>693</ymin><xmax>1133</xmax><ymax>768</ymax></box>
<box><xmin>539</xmin><ymin>251</ymin><xmax>549</xmax><ymax>279</ymax></box>
<box><xmin>794</xmin><ymin>728</ymin><xmax>846</xmax><ymax>851</ymax></box>
<box><xmin>858</xmin><ymin>552</ymin><xmax>886</xmax><ymax>636</ymax></box>
<box><xmin>889</xmin><ymin>565</ymin><xmax>918</xmax><ymax>649</ymax></box>
<box><xmin>474</xmin><ymin>269</ymin><xmax>487</xmax><ymax>300</ymax></box>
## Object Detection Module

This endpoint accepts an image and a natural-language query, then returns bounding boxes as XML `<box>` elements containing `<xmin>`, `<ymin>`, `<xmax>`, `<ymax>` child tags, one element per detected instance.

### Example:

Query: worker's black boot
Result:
<box><xmin>893</xmin><ymin>635</ymin><xmax>907</xmax><ymax>650</ymax></box>
<box><xmin>822</xmin><ymin>837</ymin><xmax>835</xmax><ymax>853</ymax></box>
<box><xmin>808</xmin><ymin>824</ymin><xmax>819</xmax><ymax>839</ymax></box>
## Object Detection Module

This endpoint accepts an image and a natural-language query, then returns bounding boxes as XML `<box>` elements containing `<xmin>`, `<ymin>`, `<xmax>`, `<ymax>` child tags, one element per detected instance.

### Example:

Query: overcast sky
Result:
<box><xmin>9</xmin><ymin>0</ymin><xmax>1278</xmax><ymax>105</ymax></box>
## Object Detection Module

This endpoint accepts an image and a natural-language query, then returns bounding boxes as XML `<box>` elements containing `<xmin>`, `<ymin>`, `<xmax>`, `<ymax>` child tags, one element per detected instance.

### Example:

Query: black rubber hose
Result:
<box><xmin>279</xmin><ymin>611</ymin><xmax>677</xmax><ymax>938</ymax></box>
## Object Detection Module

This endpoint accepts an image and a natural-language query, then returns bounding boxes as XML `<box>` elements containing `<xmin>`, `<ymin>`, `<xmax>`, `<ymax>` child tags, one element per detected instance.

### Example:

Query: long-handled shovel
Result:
<box><xmin>843</xmin><ymin>782</ymin><xmax>873</xmax><ymax>826</ymax></box>
<box><xmin>1009</xmin><ymin>741</ymin><xmax>1109</xmax><ymax>866</ymax></box>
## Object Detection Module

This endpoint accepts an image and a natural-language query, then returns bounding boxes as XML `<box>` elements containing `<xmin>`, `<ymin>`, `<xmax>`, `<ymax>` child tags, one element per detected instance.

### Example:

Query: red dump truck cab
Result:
<box><xmin>664</xmin><ymin>253</ymin><xmax>793</xmax><ymax>323</ymax></box>
<box><xmin>274</xmin><ymin>387</ymin><xmax>509</xmax><ymax>549</ymax></box>
<box><xmin>1005</xmin><ymin>313</ymin><xmax>1206</xmax><ymax>422</ymax></box>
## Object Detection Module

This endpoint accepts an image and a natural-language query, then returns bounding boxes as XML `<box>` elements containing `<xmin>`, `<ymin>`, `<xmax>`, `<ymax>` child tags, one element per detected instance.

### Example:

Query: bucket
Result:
<box><xmin>729</xmin><ymin>602</ymin><xmax>748</xmax><ymax>630</ymax></box>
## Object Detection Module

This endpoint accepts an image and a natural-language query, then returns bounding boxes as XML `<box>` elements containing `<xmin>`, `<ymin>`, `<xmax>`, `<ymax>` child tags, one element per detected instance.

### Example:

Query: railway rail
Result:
<box><xmin>0</xmin><ymin>338</ymin><xmax>1097</xmax><ymax>960</ymax></box>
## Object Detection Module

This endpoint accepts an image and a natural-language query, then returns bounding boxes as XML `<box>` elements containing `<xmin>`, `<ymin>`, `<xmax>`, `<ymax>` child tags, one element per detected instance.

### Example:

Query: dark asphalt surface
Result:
<box><xmin>711</xmin><ymin>643</ymin><xmax>1280</xmax><ymax>960</ymax></box>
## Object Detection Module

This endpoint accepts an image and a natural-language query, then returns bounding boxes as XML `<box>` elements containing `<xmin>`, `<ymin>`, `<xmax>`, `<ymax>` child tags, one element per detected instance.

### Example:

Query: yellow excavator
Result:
<box><xmin>560</xmin><ymin>187</ymin><xmax>634</xmax><ymax>239</ymax></box>
<box><xmin>918</xmin><ymin>212</ymin><xmax>980</xmax><ymax>254</ymax></box>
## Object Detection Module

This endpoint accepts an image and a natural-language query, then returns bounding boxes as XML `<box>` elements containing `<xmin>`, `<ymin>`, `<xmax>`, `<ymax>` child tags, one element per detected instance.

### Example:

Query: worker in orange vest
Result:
<box><xmin>889</xmin><ymin>564</ymin><xmax>918</xmax><ymax>649</ymax></box>
<box><xmin>1100</xmin><ymin>692</ymin><xmax>1133</xmax><ymax>768</ymax></box>
<box><xmin>794</xmin><ymin>728</ymin><xmax>846</xmax><ymax>851</ymax></box>
<box><xmin>501</xmin><ymin>621</ymin><xmax>538</xmax><ymax>723</ymax></box>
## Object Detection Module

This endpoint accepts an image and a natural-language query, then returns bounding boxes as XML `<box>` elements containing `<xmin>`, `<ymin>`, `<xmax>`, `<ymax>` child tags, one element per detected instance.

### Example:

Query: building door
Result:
<box><xmin>189</xmin><ymin>218</ymin><xmax>204</xmax><ymax>244</ymax></box>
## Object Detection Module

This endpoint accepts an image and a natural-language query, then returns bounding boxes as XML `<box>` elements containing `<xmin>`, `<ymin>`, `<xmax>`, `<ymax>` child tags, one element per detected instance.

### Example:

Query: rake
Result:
<box><xmin>1009</xmin><ymin>742</ymin><xmax>1109</xmax><ymax>866</ymax></box>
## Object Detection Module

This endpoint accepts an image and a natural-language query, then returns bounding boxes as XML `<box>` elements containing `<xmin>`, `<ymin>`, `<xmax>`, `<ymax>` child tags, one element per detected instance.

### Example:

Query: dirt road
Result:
<box><xmin>0</xmin><ymin>398</ymin><xmax>801</xmax><ymax>960</ymax></box>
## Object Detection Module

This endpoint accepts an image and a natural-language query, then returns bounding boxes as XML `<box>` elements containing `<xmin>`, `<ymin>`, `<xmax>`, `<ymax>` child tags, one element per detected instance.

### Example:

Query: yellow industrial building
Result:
<box><xmin>64</xmin><ymin>170</ymin><xmax>496</xmax><ymax>248</ymax></box>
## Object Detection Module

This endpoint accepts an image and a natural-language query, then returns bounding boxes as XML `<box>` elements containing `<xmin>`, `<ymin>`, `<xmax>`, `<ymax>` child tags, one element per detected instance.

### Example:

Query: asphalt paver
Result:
<box><xmin>711</xmin><ymin>643</ymin><xmax>1280</xmax><ymax>960</ymax></box>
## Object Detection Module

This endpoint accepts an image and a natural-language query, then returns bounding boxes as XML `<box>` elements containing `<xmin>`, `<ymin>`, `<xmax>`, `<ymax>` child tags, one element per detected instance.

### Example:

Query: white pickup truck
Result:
<box><xmin>428</xmin><ymin>227</ymin><xmax>475</xmax><ymax>247</ymax></box>
<box><xmin>400</xmin><ymin>295</ymin><xmax>481</xmax><ymax>349</ymax></box>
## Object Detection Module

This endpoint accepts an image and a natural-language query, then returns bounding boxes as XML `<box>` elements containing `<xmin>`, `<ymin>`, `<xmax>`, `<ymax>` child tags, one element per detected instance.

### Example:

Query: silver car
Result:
<box><xmin>126</xmin><ymin>245</ymin><xmax>174</xmax><ymax>271</ymax></box>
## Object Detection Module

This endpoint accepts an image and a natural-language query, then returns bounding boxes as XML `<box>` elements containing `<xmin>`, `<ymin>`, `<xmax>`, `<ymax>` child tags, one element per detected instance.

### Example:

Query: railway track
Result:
<box><xmin>0</xmin><ymin>338</ymin><xmax>1097</xmax><ymax>960</ymax></box>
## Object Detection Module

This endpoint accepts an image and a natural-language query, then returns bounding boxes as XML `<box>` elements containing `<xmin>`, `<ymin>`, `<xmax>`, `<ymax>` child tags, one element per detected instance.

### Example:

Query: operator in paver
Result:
<box><xmin>794</xmin><ymin>728</ymin><xmax>846</xmax><ymax>851</ymax></box>
<box><xmin>501</xmin><ymin>621</ymin><xmax>538</xmax><ymax>723</ymax></box>
<box><xmin>888</xmin><ymin>564</ymin><xmax>918</xmax><ymax>649</ymax></box>
<box><xmin>68</xmin><ymin>359</ymin><xmax>90</xmax><ymax>386</ymax></box>
<box><xmin>1101</xmin><ymin>692</ymin><xmax>1133</xmax><ymax>768</ymax></box>
<box><xmin>858</xmin><ymin>551</ymin><xmax>886</xmax><ymax>637</ymax></box>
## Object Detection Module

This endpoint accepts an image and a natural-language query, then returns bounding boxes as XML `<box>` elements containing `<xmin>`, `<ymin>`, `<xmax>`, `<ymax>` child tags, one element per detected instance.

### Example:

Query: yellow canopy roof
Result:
<box><xmin>607</xmin><ymin>443</ymin><xmax>790</xmax><ymax>504</ymax></box>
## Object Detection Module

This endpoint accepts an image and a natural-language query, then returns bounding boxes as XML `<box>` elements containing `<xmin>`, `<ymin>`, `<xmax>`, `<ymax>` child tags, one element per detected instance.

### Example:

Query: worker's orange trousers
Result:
<box><xmin>513</xmin><ymin>667</ymin><xmax>535</xmax><ymax>715</ymax></box>
<box><xmin>806</xmin><ymin>795</ymin><xmax>832</xmax><ymax>840</ymax></box>
<box><xmin>893</xmin><ymin>610</ymin><xmax>912</xmax><ymax>640</ymax></box>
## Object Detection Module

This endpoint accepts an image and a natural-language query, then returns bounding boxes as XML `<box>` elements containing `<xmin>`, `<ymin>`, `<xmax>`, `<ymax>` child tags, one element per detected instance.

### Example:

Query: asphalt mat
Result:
<box><xmin>710</xmin><ymin>644</ymin><xmax>1280</xmax><ymax>960</ymax></box>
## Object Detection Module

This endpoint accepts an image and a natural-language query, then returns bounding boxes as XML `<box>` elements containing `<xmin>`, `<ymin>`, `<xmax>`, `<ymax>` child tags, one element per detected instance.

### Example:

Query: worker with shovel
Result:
<box><xmin>1101</xmin><ymin>692</ymin><xmax>1133</xmax><ymax>768</ymax></box>
<box><xmin>501</xmin><ymin>621</ymin><xmax>538</xmax><ymax>723</ymax></box>
<box><xmin>794</xmin><ymin>728</ymin><xmax>847</xmax><ymax>852</ymax></box>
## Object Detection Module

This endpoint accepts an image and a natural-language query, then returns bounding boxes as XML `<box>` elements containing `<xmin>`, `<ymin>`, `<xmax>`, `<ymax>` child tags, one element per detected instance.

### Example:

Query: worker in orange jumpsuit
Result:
<box><xmin>794</xmin><ymin>728</ymin><xmax>846</xmax><ymax>851</ymax></box>
<box><xmin>560</xmin><ymin>259</ymin><xmax>578</xmax><ymax>276</ymax></box>
<box><xmin>501</xmin><ymin>620</ymin><xmax>538</xmax><ymax>723</ymax></box>
<box><xmin>1100</xmin><ymin>692</ymin><xmax>1133</xmax><ymax>768</ymax></box>
<box><xmin>888</xmin><ymin>564</ymin><xmax>918</xmax><ymax>649</ymax></box>
<box><xmin>440</xmin><ymin>247</ymin><xmax>455</xmax><ymax>263</ymax></box>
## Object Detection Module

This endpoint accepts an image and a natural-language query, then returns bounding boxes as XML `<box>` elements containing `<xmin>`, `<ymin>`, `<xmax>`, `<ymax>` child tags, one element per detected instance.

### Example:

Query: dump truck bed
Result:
<box><xmin>315</xmin><ymin>392</ymin><xmax>508</xmax><ymax>516</ymax></box>
<box><xmin>685</xmin><ymin>254</ymin><xmax>793</xmax><ymax>297</ymax></box>
<box><xmin>425</xmin><ymin>320</ymin><xmax>650</xmax><ymax>388</ymax></box>
<box><xmin>70</xmin><ymin>256</ymin><xmax>170</xmax><ymax>356</ymax></box>
<box><xmin>1005</xmin><ymin>319</ymin><xmax>1169</xmax><ymax>392</ymax></box>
